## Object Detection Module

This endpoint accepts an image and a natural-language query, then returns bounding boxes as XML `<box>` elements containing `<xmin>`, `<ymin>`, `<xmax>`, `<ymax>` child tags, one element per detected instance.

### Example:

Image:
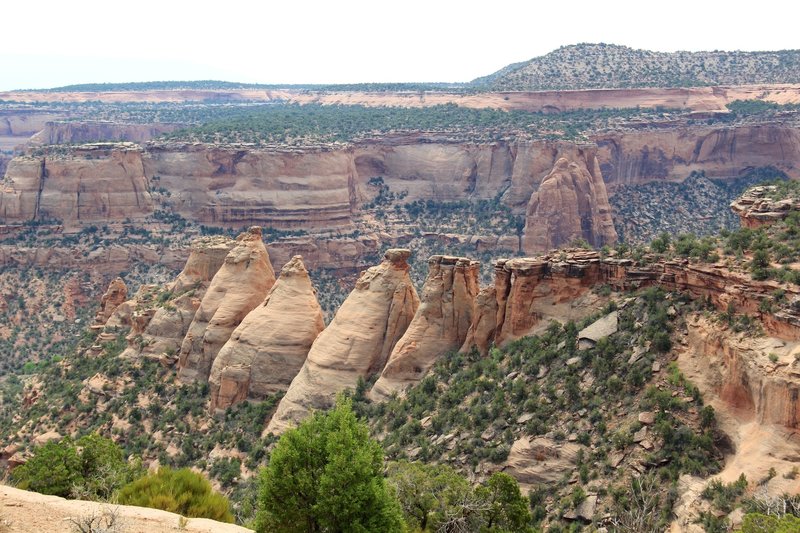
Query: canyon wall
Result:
<box><xmin>593</xmin><ymin>124</ymin><xmax>800</xmax><ymax>188</ymax></box>
<box><xmin>28</xmin><ymin>122</ymin><xmax>182</xmax><ymax>146</ymax></box>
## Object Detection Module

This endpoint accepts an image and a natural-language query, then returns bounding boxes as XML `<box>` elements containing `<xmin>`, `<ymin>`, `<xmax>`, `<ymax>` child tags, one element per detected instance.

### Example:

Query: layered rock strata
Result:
<box><xmin>266</xmin><ymin>249</ymin><xmax>419</xmax><ymax>434</ymax></box>
<box><xmin>370</xmin><ymin>255</ymin><xmax>479</xmax><ymax>399</ymax></box>
<box><xmin>177</xmin><ymin>228</ymin><xmax>275</xmax><ymax>382</ymax></box>
<box><xmin>208</xmin><ymin>256</ymin><xmax>324</xmax><ymax>412</ymax></box>
<box><xmin>730</xmin><ymin>185</ymin><xmax>800</xmax><ymax>228</ymax></box>
<box><xmin>461</xmin><ymin>250</ymin><xmax>800</xmax><ymax>356</ymax></box>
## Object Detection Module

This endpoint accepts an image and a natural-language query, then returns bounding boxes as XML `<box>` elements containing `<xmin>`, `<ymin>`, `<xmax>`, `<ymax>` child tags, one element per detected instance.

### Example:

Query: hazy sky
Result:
<box><xmin>2</xmin><ymin>0</ymin><xmax>798</xmax><ymax>91</ymax></box>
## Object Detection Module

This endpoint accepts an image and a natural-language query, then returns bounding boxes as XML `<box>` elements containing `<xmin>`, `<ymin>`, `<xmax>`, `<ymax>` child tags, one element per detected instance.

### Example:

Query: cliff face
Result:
<box><xmin>594</xmin><ymin>125</ymin><xmax>800</xmax><ymax>188</ymax></box>
<box><xmin>3</xmin><ymin>125</ymin><xmax>797</xmax><ymax>242</ymax></box>
<box><xmin>266</xmin><ymin>249</ymin><xmax>419</xmax><ymax>434</ymax></box>
<box><xmin>0</xmin><ymin>145</ymin><xmax>153</xmax><ymax>226</ymax></box>
<box><xmin>177</xmin><ymin>228</ymin><xmax>276</xmax><ymax>383</ymax></box>
<box><xmin>370</xmin><ymin>255</ymin><xmax>479</xmax><ymax>400</ymax></box>
<box><xmin>521</xmin><ymin>152</ymin><xmax>617</xmax><ymax>252</ymax></box>
<box><xmin>680</xmin><ymin>316</ymin><xmax>800</xmax><ymax>428</ymax></box>
<box><xmin>208</xmin><ymin>255</ymin><xmax>324</xmax><ymax>412</ymax></box>
<box><xmin>28</xmin><ymin>122</ymin><xmax>181</xmax><ymax>146</ymax></box>
<box><xmin>459</xmin><ymin>250</ymin><xmax>800</xmax><ymax>358</ymax></box>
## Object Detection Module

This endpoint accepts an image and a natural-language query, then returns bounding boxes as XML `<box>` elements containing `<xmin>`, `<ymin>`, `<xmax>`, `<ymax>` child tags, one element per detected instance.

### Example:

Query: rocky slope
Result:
<box><xmin>177</xmin><ymin>228</ymin><xmax>275</xmax><ymax>383</ymax></box>
<box><xmin>476</xmin><ymin>43</ymin><xmax>800</xmax><ymax>90</ymax></box>
<box><xmin>730</xmin><ymin>184</ymin><xmax>800</xmax><ymax>228</ymax></box>
<box><xmin>266</xmin><ymin>249</ymin><xmax>419</xmax><ymax>434</ymax></box>
<box><xmin>208</xmin><ymin>255</ymin><xmax>324</xmax><ymax>412</ymax></box>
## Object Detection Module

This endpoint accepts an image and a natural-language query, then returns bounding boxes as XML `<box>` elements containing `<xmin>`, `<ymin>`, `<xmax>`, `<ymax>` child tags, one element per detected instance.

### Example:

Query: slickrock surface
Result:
<box><xmin>522</xmin><ymin>153</ymin><xmax>617</xmax><ymax>252</ymax></box>
<box><xmin>0</xmin><ymin>484</ymin><xmax>252</xmax><ymax>533</ymax></box>
<box><xmin>370</xmin><ymin>255</ymin><xmax>479</xmax><ymax>399</ymax></box>
<box><xmin>209</xmin><ymin>256</ymin><xmax>324</xmax><ymax>412</ymax></box>
<box><xmin>178</xmin><ymin>228</ymin><xmax>275</xmax><ymax>382</ymax></box>
<box><xmin>266</xmin><ymin>249</ymin><xmax>418</xmax><ymax>434</ymax></box>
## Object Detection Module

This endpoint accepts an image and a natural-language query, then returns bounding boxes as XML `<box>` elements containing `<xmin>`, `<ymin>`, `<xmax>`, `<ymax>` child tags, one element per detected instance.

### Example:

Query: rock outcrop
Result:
<box><xmin>370</xmin><ymin>255</ymin><xmax>479</xmax><ymax>399</ymax></box>
<box><xmin>178</xmin><ymin>228</ymin><xmax>275</xmax><ymax>382</ymax></box>
<box><xmin>730</xmin><ymin>185</ymin><xmax>800</xmax><ymax>228</ymax></box>
<box><xmin>266</xmin><ymin>249</ymin><xmax>419</xmax><ymax>434</ymax></box>
<box><xmin>461</xmin><ymin>248</ymin><xmax>800</xmax><ymax>357</ymax></box>
<box><xmin>92</xmin><ymin>277</ymin><xmax>127</xmax><ymax>326</ymax></box>
<box><xmin>522</xmin><ymin>152</ymin><xmax>617</xmax><ymax>252</ymax></box>
<box><xmin>208</xmin><ymin>256</ymin><xmax>324</xmax><ymax>412</ymax></box>
<box><xmin>121</xmin><ymin>236</ymin><xmax>236</xmax><ymax>360</ymax></box>
<box><xmin>680</xmin><ymin>315</ymin><xmax>800</xmax><ymax>428</ymax></box>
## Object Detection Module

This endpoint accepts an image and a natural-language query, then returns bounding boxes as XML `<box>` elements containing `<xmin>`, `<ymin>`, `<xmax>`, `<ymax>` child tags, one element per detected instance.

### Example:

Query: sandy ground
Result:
<box><xmin>0</xmin><ymin>485</ymin><xmax>252</xmax><ymax>533</ymax></box>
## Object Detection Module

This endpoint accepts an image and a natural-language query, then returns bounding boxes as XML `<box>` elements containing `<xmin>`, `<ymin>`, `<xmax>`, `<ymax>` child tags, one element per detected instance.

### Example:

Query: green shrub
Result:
<box><xmin>117</xmin><ymin>467</ymin><xmax>233</xmax><ymax>523</ymax></box>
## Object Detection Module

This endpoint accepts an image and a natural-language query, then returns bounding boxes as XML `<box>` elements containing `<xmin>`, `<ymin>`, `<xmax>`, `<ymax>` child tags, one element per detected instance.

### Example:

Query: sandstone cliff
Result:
<box><xmin>208</xmin><ymin>255</ymin><xmax>325</xmax><ymax>412</ymax></box>
<box><xmin>178</xmin><ymin>228</ymin><xmax>275</xmax><ymax>382</ymax></box>
<box><xmin>594</xmin><ymin>125</ymin><xmax>800</xmax><ymax>188</ymax></box>
<box><xmin>522</xmin><ymin>152</ymin><xmax>617</xmax><ymax>252</ymax></box>
<box><xmin>460</xmin><ymin>249</ymin><xmax>800</xmax><ymax>356</ymax></box>
<box><xmin>28</xmin><ymin>121</ymin><xmax>181</xmax><ymax>146</ymax></box>
<box><xmin>370</xmin><ymin>255</ymin><xmax>479</xmax><ymax>399</ymax></box>
<box><xmin>266</xmin><ymin>249</ymin><xmax>419</xmax><ymax>434</ymax></box>
<box><xmin>0</xmin><ymin>145</ymin><xmax>153</xmax><ymax>227</ymax></box>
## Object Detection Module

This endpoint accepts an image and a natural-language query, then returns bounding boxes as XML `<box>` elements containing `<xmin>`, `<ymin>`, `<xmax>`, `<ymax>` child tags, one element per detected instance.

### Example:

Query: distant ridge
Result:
<box><xmin>39</xmin><ymin>80</ymin><xmax>469</xmax><ymax>93</ymax></box>
<box><xmin>473</xmin><ymin>43</ymin><xmax>800</xmax><ymax>90</ymax></box>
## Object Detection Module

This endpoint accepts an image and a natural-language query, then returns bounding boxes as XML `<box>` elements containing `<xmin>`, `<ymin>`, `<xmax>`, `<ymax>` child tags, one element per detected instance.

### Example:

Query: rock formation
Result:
<box><xmin>208</xmin><ymin>256</ymin><xmax>325</xmax><ymax>412</ymax></box>
<box><xmin>266</xmin><ymin>249</ymin><xmax>419</xmax><ymax>434</ymax></box>
<box><xmin>730</xmin><ymin>185</ymin><xmax>800</xmax><ymax>228</ymax></box>
<box><xmin>370</xmin><ymin>255</ymin><xmax>479</xmax><ymax>400</ymax></box>
<box><xmin>522</xmin><ymin>153</ymin><xmax>617</xmax><ymax>252</ymax></box>
<box><xmin>178</xmin><ymin>227</ymin><xmax>275</xmax><ymax>382</ymax></box>
<box><xmin>460</xmin><ymin>247</ymin><xmax>800</xmax><ymax>358</ymax></box>
<box><xmin>92</xmin><ymin>277</ymin><xmax>127</xmax><ymax>326</ymax></box>
<box><xmin>121</xmin><ymin>236</ymin><xmax>236</xmax><ymax>360</ymax></box>
<box><xmin>0</xmin><ymin>144</ymin><xmax>153</xmax><ymax>227</ymax></box>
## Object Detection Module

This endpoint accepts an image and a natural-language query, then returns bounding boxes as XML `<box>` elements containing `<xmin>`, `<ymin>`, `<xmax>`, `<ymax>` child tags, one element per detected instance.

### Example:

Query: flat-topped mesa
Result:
<box><xmin>117</xmin><ymin>236</ymin><xmax>237</xmax><ymax>360</ymax></box>
<box><xmin>178</xmin><ymin>227</ymin><xmax>276</xmax><ymax>383</ymax></box>
<box><xmin>370</xmin><ymin>255</ymin><xmax>480</xmax><ymax>400</ymax></box>
<box><xmin>208</xmin><ymin>256</ymin><xmax>325</xmax><ymax>413</ymax></box>
<box><xmin>521</xmin><ymin>151</ymin><xmax>617</xmax><ymax>253</ymax></box>
<box><xmin>265</xmin><ymin>248</ymin><xmax>419</xmax><ymax>434</ymax></box>
<box><xmin>730</xmin><ymin>185</ymin><xmax>800</xmax><ymax>228</ymax></box>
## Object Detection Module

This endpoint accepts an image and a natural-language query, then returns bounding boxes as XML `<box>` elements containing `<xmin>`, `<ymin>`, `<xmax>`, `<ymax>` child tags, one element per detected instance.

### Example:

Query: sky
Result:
<box><xmin>1</xmin><ymin>0</ymin><xmax>798</xmax><ymax>91</ymax></box>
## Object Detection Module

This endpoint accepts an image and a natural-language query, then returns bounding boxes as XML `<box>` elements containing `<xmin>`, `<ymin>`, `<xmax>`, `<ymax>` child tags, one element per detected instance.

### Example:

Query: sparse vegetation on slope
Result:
<box><xmin>476</xmin><ymin>43</ymin><xmax>800</xmax><ymax>90</ymax></box>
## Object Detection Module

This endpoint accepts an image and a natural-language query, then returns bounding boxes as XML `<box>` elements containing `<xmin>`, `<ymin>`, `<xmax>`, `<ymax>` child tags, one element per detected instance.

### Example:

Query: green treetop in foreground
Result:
<box><xmin>256</xmin><ymin>396</ymin><xmax>404</xmax><ymax>532</ymax></box>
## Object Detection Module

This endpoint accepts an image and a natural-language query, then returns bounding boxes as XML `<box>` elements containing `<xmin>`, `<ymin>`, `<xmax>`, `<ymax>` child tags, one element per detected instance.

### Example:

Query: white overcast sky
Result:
<box><xmin>1</xmin><ymin>0</ymin><xmax>798</xmax><ymax>91</ymax></box>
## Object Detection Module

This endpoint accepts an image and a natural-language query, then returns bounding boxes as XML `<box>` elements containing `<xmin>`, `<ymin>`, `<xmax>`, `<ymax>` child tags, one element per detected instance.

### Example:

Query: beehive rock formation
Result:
<box><xmin>118</xmin><ymin>236</ymin><xmax>236</xmax><ymax>360</ymax></box>
<box><xmin>208</xmin><ymin>256</ymin><xmax>324</xmax><ymax>412</ymax></box>
<box><xmin>266</xmin><ymin>249</ymin><xmax>419</xmax><ymax>434</ymax></box>
<box><xmin>178</xmin><ymin>227</ymin><xmax>275</xmax><ymax>382</ymax></box>
<box><xmin>370</xmin><ymin>255</ymin><xmax>479</xmax><ymax>399</ymax></box>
